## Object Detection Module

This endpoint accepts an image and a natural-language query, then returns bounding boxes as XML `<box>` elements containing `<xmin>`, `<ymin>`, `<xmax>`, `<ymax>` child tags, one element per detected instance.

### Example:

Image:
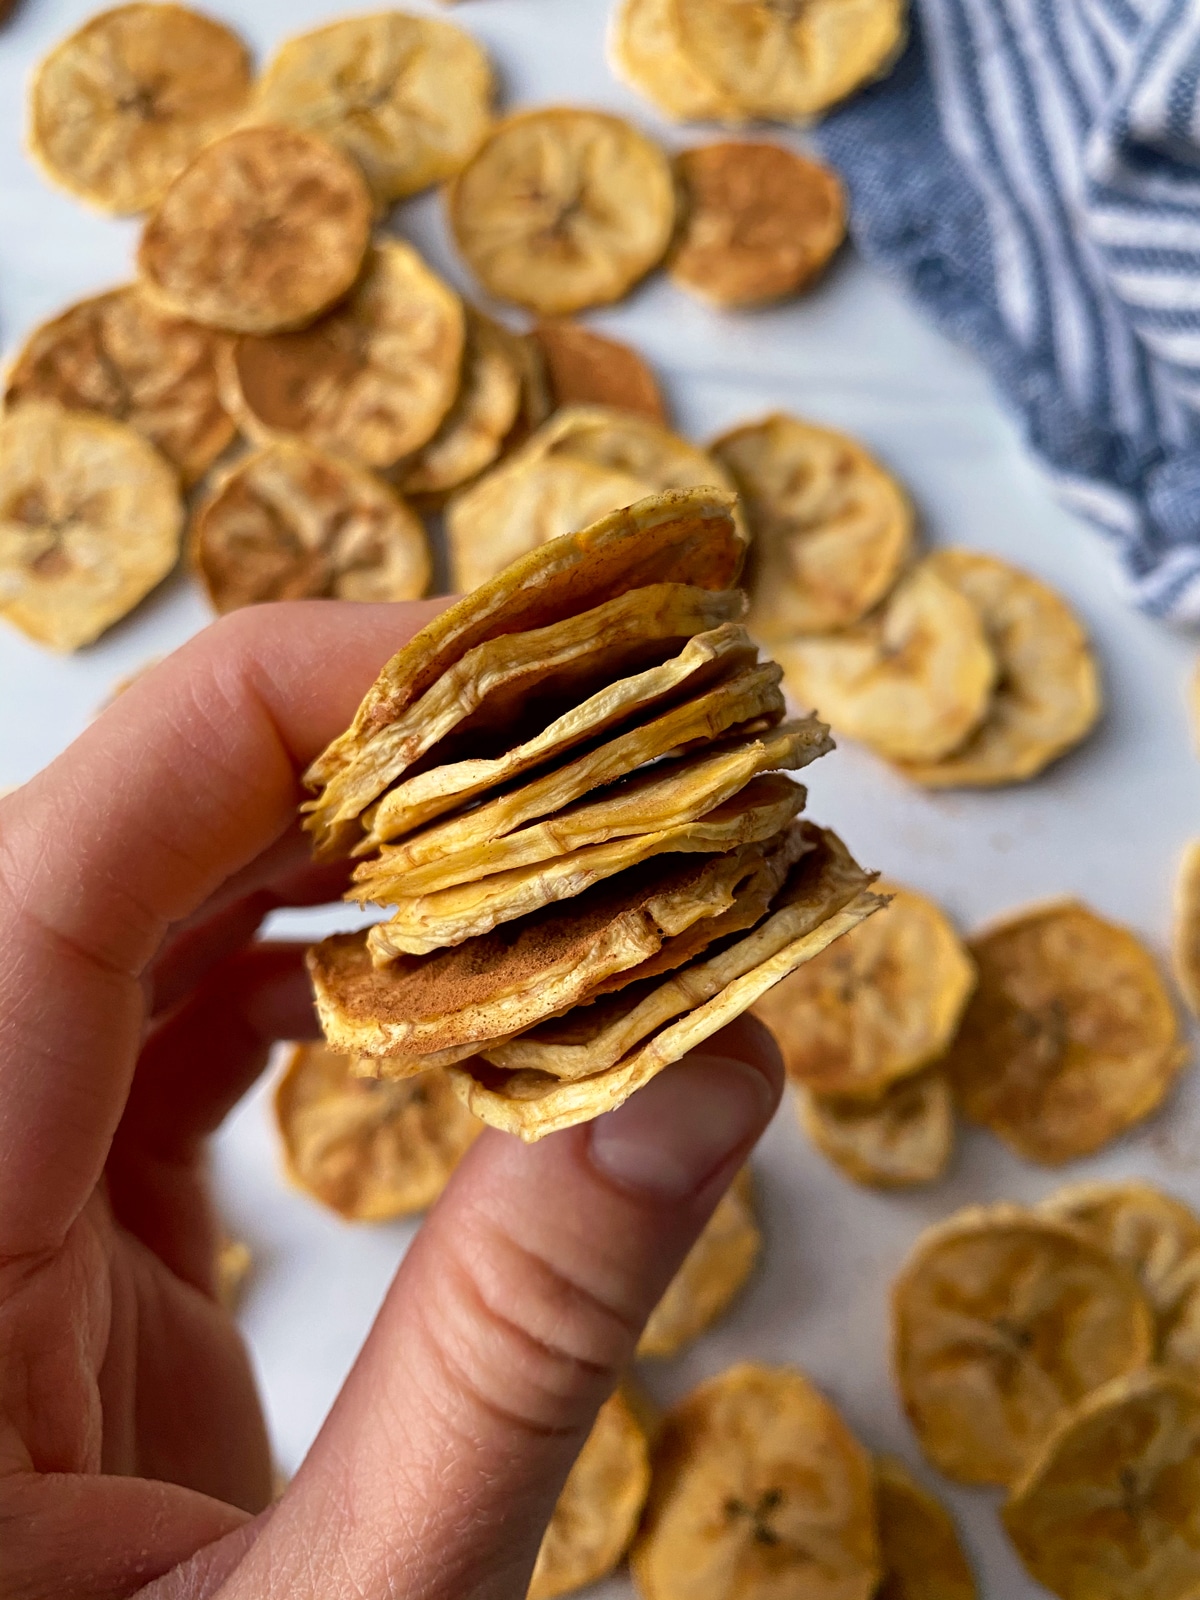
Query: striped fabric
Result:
<box><xmin>815</xmin><ymin>0</ymin><xmax>1200</xmax><ymax>621</ymax></box>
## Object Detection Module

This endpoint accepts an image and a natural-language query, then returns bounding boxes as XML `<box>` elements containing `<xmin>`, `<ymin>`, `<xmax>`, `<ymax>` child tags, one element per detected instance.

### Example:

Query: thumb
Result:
<box><xmin>219</xmin><ymin>1015</ymin><xmax>783</xmax><ymax>1600</ymax></box>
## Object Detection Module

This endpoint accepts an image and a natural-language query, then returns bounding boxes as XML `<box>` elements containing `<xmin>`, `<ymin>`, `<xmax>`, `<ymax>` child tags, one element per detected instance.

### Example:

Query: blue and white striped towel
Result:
<box><xmin>813</xmin><ymin>0</ymin><xmax>1200</xmax><ymax>623</ymax></box>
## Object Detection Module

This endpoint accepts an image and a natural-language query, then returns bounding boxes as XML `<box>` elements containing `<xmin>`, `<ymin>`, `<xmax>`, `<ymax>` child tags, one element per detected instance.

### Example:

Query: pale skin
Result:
<box><xmin>0</xmin><ymin>601</ymin><xmax>784</xmax><ymax>1600</ymax></box>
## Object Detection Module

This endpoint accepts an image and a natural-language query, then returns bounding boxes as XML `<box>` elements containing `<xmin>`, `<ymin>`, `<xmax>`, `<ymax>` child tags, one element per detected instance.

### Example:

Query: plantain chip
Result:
<box><xmin>1172</xmin><ymin>839</ymin><xmax>1200</xmax><ymax>1022</ymax></box>
<box><xmin>609</xmin><ymin>0</ymin><xmax>738</xmax><ymax>123</ymax></box>
<box><xmin>530</xmin><ymin>320</ymin><xmax>667</xmax><ymax>422</ymax></box>
<box><xmin>874</xmin><ymin>1455</ymin><xmax>977</xmax><ymax>1600</ymax></box>
<box><xmin>798</xmin><ymin>1069</ymin><xmax>955</xmax><ymax>1191</ymax></box>
<box><xmin>638</xmin><ymin>1169</ymin><xmax>761</xmax><ymax>1358</ymax></box>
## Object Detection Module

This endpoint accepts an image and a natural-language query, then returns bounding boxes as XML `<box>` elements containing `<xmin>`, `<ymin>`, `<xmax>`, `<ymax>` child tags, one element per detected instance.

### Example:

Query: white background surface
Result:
<box><xmin>3</xmin><ymin>1</ymin><xmax>1200</xmax><ymax>1593</ymax></box>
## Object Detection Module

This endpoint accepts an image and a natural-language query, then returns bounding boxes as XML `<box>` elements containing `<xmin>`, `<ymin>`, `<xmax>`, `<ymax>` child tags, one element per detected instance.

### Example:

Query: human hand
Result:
<box><xmin>0</xmin><ymin>601</ymin><xmax>784</xmax><ymax>1600</ymax></box>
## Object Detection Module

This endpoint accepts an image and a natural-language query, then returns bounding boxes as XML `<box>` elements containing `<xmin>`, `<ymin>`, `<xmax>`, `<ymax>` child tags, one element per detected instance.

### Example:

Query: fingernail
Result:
<box><xmin>588</xmin><ymin>1055</ymin><xmax>776</xmax><ymax>1199</ymax></box>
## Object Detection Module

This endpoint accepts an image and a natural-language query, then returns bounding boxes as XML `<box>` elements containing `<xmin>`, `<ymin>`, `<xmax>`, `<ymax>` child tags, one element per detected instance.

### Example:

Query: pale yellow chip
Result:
<box><xmin>274</xmin><ymin>1042</ymin><xmax>480</xmax><ymax>1221</ymax></box>
<box><xmin>630</xmin><ymin>1362</ymin><xmax>880</xmax><ymax>1600</ymax></box>
<box><xmin>1003</xmin><ymin>1369</ymin><xmax>1200</xmax><ymax>1600</ymax></box>
<box><xmin>755</xmin><ymin>882</ymin><xmax>975</xmax><ymax>1099</ymax></box>
<box><xmin>447</xmin><ymin>108</ymin><xmax>676</xmax><ymax>315</ymax></box>
<box><xmin>638</xmin><ymin>1169</ymin><xmax>761</xmax><ymax>1358</ymax></box>
<box><xmin>0</xmin><ymin>402</ymin><xmax>182</xmax><ymax>651</ymax></box>
<box><xmin>251</xmin><ymin>12</ymin><xmax>493</xmax><ymax>204</ymax></box>
<box><xmin>138</xmin><ymin>126</ymin><xmax>374</xmax><ymax>335</ymax></box>
<box><xmin>892</xmin><ymin>1203</ymin><xmax>1155</xmax><ymax>1487</ymax></box>
<box><xmin>894</xmin><ymin>550</ymin><xmax>1102</xmax><ymax>787</ymax></box>
<box><xmin>711</xmin><ymin>414</ymin><xmax>913</xmax><ymax>639</ymax></box>
<box><xmin>191</xmin><ymin>439</ymin><xmax>430</xmax><ymax>612</ymax></box>
<box><xmin>780</xmin><ymin>563</ymin><xmax>996</xmax><ymax>763</ymax></box>
<box><xmin>28</xmin><ymin>3</ymin><xmax>252</xmax><ymax>214</ymax></box>
<box><xmin>1173</xmin><ymin>839</ymin><xmax>1200</xmax><ymax>1021</ymax></box>
<box><xmin>218</xmin><ymin>241</ymin><xmax>465</xmax><ymax>468</ymax></box>
<box><xmin>215</xmin><ymin>1236</ymin><xmax>252</xmax><ymax>1311</ymax></box>
<box><xmin>945</xmin><ymin>899</ymin><xmax>1187</xmax><ymax>1165</ymax></box>
<box><xmin>4</xmin><ymin>284</ymin><xmax>234</xmax><ymax>487</ymax></box>
<box><xmin>609</xmin><ymin>0</ymin><xmax>739</xmax><ymax>123</ymax></box>
<box><xmin>798</xmin><ymin>1069</ymin><xmax>955</xmax><ymax>1191</ymax></box>
<box><xmin>529</xmin><ymin>1387</ymin><xmax>651</xmax><ymax>1600</ymax></box>
<box><xmin>874</xmin><ymin>1456</ymin><xmax>977</xmax><ymax>1600</ymax></box>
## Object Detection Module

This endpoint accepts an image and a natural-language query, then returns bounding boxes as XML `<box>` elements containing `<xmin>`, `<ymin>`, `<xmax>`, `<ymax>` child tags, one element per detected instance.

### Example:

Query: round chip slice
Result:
<box><xmin>630</xmin><ymin>1363</ymin><xmax>880</xmax><ymax>1600</ymax></box>
<box><xmin>711</xmin><ymin>414</ymin><xmax>914</xmax><ymax>639</ymax></box>
<box><xmin>798</xmin><ymin>1069</ymin><xmax>955</xmax><ymax>1190</ymax></box>
<box><xmin>638</xmin><ymin>1168</ymin><xmax>761</xmax><ymax>1357</ymax></box>
<box><xmin>874</xmin><ymin>1455</ymin><xmax>977</xmax><ymax>1600</ymax></box>
<box><xmin>670</xmin><ymin>143</ymin><xmax>846</xmax><ymax>308</ymax></box>
<box><xmin>220</xmin><ymin>241</ymin><xmax>465</xmax><ymax>468</ymax></box>
<box><xmin>0</xmin><ymin>402</ymin><xmax>182</xmax><ymax>652</ymax></box>
<box><xmin>138</xmin><ymin>126</ymin><xmax>374</xmax><ymax>335</ymax></box>
<box><xmin>894</xmin><ymin>550</ymin><xmax>1102</xmax><ymax>787</ymax></box>
<box><xmin>191</xmin><ymin>440</ymin><xmax>430</xmax><ymax>612</ymax></box>
<box><xmin>892</xmin><ymin>1203</ymin><xmax>1155</xmax><ymax>1486</ymax></box>
<box><xmin>781</xmin><ymin>563</ymin><xmax>996</xmax><ymax>762</ymax></box>
<box><xmin>447</xmin><ymin>108</ymin><xmax>676</xmax><ymax>316</ymax></box>
<box><xmin>252</xmin><ymin>12</ymin><xmax>493</xmax><ymax>204</ymax></box>
<box><xmin>609</xmin><ymin>0</ymin><xmax>739</xmax><ymax>123</ymax></box>
<box><xmin>530</xmin><ymin>320</ymin><xmax>667</xmax><ymax>422</ymax></box>
<box><xmin>28</xmin><ymin>3</ymin><xmax>252</xmax><ymax>215</ymax></box>
<box><xmin>1172</xmin><ymin>839</ymin><xmax>1200</xmax><ymax>1022</ymax></box>
<box><xmin>945</xmin><ymin>900</ymin><xmax>1187</xmax><ymax>1166</ymax></box>
<box><xmin>755</xmin><ymin>883</ymin><xmax>976</xmax><ymax>1098</ymax></box>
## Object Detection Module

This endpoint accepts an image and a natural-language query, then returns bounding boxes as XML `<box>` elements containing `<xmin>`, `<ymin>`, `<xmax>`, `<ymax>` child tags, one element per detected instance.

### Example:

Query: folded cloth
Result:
<box><xmin>815</xmin><ymin>1</ymin><xmax>1200</xmax><ymax>622</ymax></box>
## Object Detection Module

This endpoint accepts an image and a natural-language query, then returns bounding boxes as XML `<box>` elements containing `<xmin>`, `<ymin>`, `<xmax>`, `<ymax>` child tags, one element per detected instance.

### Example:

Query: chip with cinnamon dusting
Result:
<box><xmin>531</xmin><ymin>320</ymin><xmax>667</xmax><ymax>421</ymax></box>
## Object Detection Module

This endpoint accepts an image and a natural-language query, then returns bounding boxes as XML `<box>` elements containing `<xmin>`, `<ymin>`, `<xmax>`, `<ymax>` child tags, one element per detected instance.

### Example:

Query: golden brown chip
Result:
<box><xmin>530</xmin><ymin>320</ymin><xmax>667</xmax><ymax>422</ymax></box>
<box><xmin>529</xmin><ymin>1387</ymin><xmax>651</xmax><ymax>1600</ymax></box>
<box><xmin>28</xmin><ymin>3</ymin><xmax>251</xmax><ymax>214</ymax></box>
<box><xmin>670</xmin><ymin>143</ymin><xmax>846</xmax><ymax>308</ymax></box>
<box><xmin>191</xmin><ymin>440</ymin><xmax>429</xmax><ymax>611</ymax></box>
<box><xmin>0</xmin><ymin>402</ymin><xmax>182</xmax><ymax>651</ymax></box>
<box><xmin>4</xmin><ymin>284</ymin><xmax>233</xmax><ymax>487</ymax></box>
<box><xmin>1003</xmin><ymin>1369</ymin><xmax>1200</xmax><ymax>1600</ymax></box>
<box><xmin>755</xmin><ymin>883</ymin><xmax>975</xmax><ymax>1099</ymax></box>
<box><xmin>219</xmin><ymin>241</ymin><xmax>465</xmax><ymax>468</ymax></box>
<box><xmin>251</xmin><ymin>12</ymin><xmax>493</xmax><ymax>204</ymax></box>
<box><xmin>945</xmin><ymin>900</ymin><xmax>1187</xmax><ymax>1165</ymax></box>
<box><xmin>892</xmin><ymin>1203</ymin><xmax>1155</xmax><ymax>1487</ymax></box>
<box><xmin>215</xmin><ymin>1236</ymin><xmax>252</xmax><ymax>1311</ymax></box>
<box><xmin>894</xmin><ymin>550</ymin><xmax>1102</xmax><ymax>787</ymax></box>
<box><xmin>447</xmin><ymin>108</ymin><xmax>675</xmax><ymax>315</ymax></box>
<box><xmin>638</xmin><ymin>1169</ymin><xmax>761</xmax><ymax>1358</ymax></box>
<box><xmin>138</xmin><ymin>126</ymin><xmax>373</xmax><ymax>335</ymax></box>
<box><xmin>711</xmin><ymin>413</ymin><xmax>914</xmax><ymax>640</ymax></box>
<box><xmin>610</xmin><ymin>0</ymin><xmax>739</xmax><ymax>123</ymax></box>
<box><xmin>780</xmin><ymin>562</ymin><xmax>996</xmax><ymax>762</ymax></box>
<box><xmin>873</xmin><ymin>1456</ymin><xmax>977</xmax><ymax>1600</ymax></box>
<box><xmin>1173</xmin><ymin>839</ymin><xmax>1200</xmax><ymax>1021</ymax></box>
<box><xmin>630</xmin><ymin>1363</ymin><xmax>880</xmax><ymax>1600</ymax></box>
<box><xmin>274</xmin><ymin>1042</ymin><xmax>480</xmax><ymax>1220</ymax></box>
<box><xmin>799</xmin><ymin>1069</ymin><xmax>955</xmax><ymax>1190</ymax></box>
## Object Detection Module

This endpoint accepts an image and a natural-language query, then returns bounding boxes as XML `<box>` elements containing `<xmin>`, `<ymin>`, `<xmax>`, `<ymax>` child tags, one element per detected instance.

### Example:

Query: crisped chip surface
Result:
<box><xmin>1003</xmin><ymin>1370</ymin><xmax>1200</xmax><ymax>1600</ymax></box>
<box><xmin>799</xmin><ymin>1070</ymin><xmax>955</xmax><ymax>1190</ymax></box>
<box><xmin>755</xmin><ymin>883</ymin><xmax>975</xmax><ymax>1098</ymax></box>
<box><xmin>0</xmin><ymin>402</ymin><xmax>182</xmax><ymax>651</ymax></box>
<box><xmin>670</xmin><ymin>143</ymin><xmax>845</xmax><ymax>308</ymax></box>
<box><xmin>5</xmin><ymin>284</ymin><xmax>233</xmax><ymax>486</ymax></box>
<box><xmin>252</xmin><ymin>12</ymin><xmax>493</xmax><ymax>203</ymax></box>
<box><xmin>531</xmin><ymin>320</ymin><xmax>667</xmax><ymax>421</ymax></box>
<box><xmin>945</xmin><ymin>900</ymin><xmax>1186</xmax><ymax>1165</ymax></box>
<box><xmin>874</xmin><ymin>1456</ymin><xmax>977</xmax><ymax>1600</ymax></box>
<box><xmin>639</xmin><ymin>1169</ymin><xmax>761</xmax><ymax>1357</ymax></box>
<box><xmin>220</xmin><ymin>241</ymin><xmax>464</xmax><ymax>468</ymax></box>
<box><xmin>1172</xmin><ymin>839</ymin><xmax>1200</xmax><ymax>1022</ymax></box>
<box><xmin>712</xmin><ymin>414</ymin><xmax>913</xmax><ymax>639</ymax></box>
<box><xmin>447</xmin><ymin>108</ymin><xmax>675</xmax><ymax>315</ymax></box>
<box><xmin>892</xmin><ymin>1204</ymin><xmax>1155</xmax><ymax>1486</ymax></box>
<box><xmin>610</xmin><ymin>0</ymin><xmax>738</xmax><ymax>122</ymax></box>
<box><xmin>191</xmin><ymin>440</ymin><xmax>429</xmax><ymax>611</ymax></box>
<box><xmin>28</xmin><ymin>3</ymin><xmax>251</xmax><ymax>214</ymax></box>
<box><xmin>138</xmin><ymin>126</ymin><xmax>373</xmax><ymax>334</ymax></box>
<box><xmin>630</xmin><ymin>1362</ymin><xmax>880</xmax><ymax>1600</ymax></box>
<box><xmin>895</xmin><ymin>550</ymin><xmax>1101</xmax><ymax>787</ymax></box>
<box><xmin>274</xmin><ymin>1043</ymin><xmax>479</xmax><ymax>1220</ymax></box>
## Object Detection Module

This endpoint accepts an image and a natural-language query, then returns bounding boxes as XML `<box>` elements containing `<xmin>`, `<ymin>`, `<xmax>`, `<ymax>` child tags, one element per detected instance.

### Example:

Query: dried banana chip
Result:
<box><xmin>530</xmin><ymin>320</ymin><xmax>667</xmax><ymax>422</ymax></box>
<box><xmin>138</xmin><ymin>126</ymin><xmax>373</xmax><ymax>334</ymax></box>
<box><xmin>610</xmin><ymin>0</ymin><xmax>741</xmax><ymax>123</ymax></box>
<box><xmin>1172</xmin><ymin>839</ymin><xmax>1200</xmax><ymax>1021</ymax></box>
<box><xmin>447</xmin><ymin>108</ymin><xmax>676</xmax><ymax>315</ymax></box>
<box><xmin>799</xmin><ymin>1069</ymin><xmax>955</xmax><ymax>1190</ymax></box>
<box><xmin>191</xmin><ymin>440</ymin><xmax>430</xmax><ymax>611</ymax></box>
<box><xmin>548</xmin><ymin>406</ymin><xmax>736</xmax><ymax>501</ymax></box>
<box><xmin>219</xmin><ymin>241</ymin><xmax>465</xmax><ymax>468</ymax></box>
<box><xmin>874</xmin><ymin>1456</ymin><xmax>977</xmax><ymax>1600</ymax></box>
<box><xmin>28</xmin><ymin>2</ymin><xmax>251</xmax><ymax>214</ymax></box>
<box><xmin>274</xmin><ymin>1042</ymin><xmax>479</xmax><ymax>1220</ymax></box>
<box><xmin>895</xmin><ymin>550</ymin><xmax>1102</xmax><ymax>787</ymax></box>
<box><xmin>215</xmin><ymin>1236</ymin><xmax>252</xmax><ymax>1311</ymax></box>
<box><xmin>0</xmin><ymin>402</ymin><xmax>182</xmax><ymax>651</ymax></box>
<box><xmin>4</xmin><ymin>284</ymin><xmax>233</xmax><ymax>487</ymax></box>
<box><xmin>529</xmin><ymin>1387</ymin><xmax>651</xmax><ymax>1600</ymax></box>
<box><xmin>670</xmin><ymin>142</ymin><xmax>846</xmax><ymax>308</ymax></box>
<box><xmin>781</xmin><ymin>562</ymin><xmax>996</xmax><ymax>762</ymax></box>
<box><xmin>630</xmin><ymin>1363</ymin><xmax>880</xmax><ymax>1600</ymax></box>
<box><xmin>755</xmin><ymin>883</ymin><xmax>975</xmax><ymax>1098</ymax></box>
<box><xmin>638</xmin><ymin>1169</ymin><xmax>760</xmax><ymax>1358</ymax></box>
<box><xmin>252</xmin><ymin>12</ymin><xmax>493</xmax><ymax>204</ymax></box>
<box><xmin>945</xmin><ymin>900</ymin><xmax>1187</xmax><ymax>1165</ymax></box>
<box><xmin>892</xmin><ymin>1203</ymin><xmax>1155</xmax><ymax>1486</ymax></box>
<box><xmin>1003</xmin><ymin>1369</ymin><xmax>1200</xmax><ymax>1600</ymax></box>
<box><xmin>711</xmin><ymin>414</ymin><xmax>913</xmax><ymax>639</ymax></box>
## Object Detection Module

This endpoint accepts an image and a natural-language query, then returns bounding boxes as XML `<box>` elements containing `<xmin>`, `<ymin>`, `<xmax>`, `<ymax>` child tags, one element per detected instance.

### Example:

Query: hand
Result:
<box><xmin>0</xmin><ymin>601</ymin><xmax>784</xmax><ymax>1600</ymax></box>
